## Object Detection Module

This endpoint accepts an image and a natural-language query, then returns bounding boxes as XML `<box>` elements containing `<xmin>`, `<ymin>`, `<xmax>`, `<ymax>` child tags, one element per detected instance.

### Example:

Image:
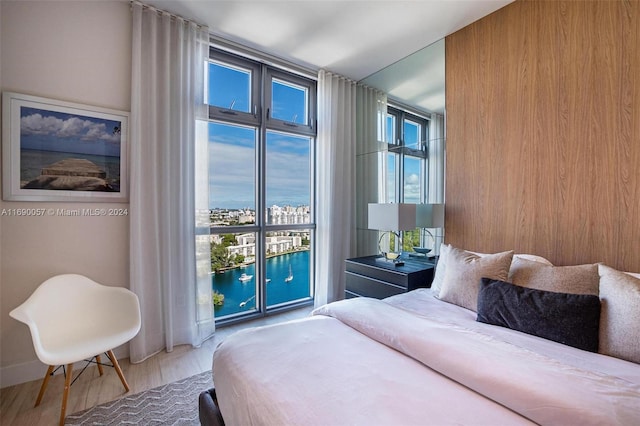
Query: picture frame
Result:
<box><xmin>2</xmin><ymin>92</ymin><xmax>129</xmax><ymax>202</ymax></box>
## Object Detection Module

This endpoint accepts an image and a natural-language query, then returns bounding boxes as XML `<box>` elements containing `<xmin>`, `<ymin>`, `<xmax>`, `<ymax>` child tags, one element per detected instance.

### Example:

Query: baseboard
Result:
<box><xmin>0</xmin><ymin>346</ymin><xmax>129</xmax><ymax>389</ymax></box>
<box><xmin>0</xmin><ymin>359</ymin><xmax>49</xmax><ymax>389</ymax></box>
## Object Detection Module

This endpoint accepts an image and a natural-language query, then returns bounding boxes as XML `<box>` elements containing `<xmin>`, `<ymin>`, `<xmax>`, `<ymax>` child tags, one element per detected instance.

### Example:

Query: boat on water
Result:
<box><xmin>238</xmin><ymin>273</ymin><xmax>253</xmax><ymax>283</ymax></box>
<box><xmin>284</xmin><ymin>264</ymin><xmax>293</xmax><ymax>283</ymax></box>
<box><xmin>239</xmin><ymin>295</ymin><xmax>255</xmax><ymax>308</ymax></box>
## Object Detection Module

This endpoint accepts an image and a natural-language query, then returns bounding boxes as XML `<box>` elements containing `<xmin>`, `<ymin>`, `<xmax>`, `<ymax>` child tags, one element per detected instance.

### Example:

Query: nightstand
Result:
<box><xmin>345</xmin><ymin>255</ymin><xmax>436</xmax><ymax>299</ymax></box>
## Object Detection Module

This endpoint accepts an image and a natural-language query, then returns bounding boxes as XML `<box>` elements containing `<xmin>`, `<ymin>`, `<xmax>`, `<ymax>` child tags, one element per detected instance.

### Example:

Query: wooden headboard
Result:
<box><xmin>445</xmin><ymin>0</ymin><xmax>639</xmax><ymax>272</ymax></box>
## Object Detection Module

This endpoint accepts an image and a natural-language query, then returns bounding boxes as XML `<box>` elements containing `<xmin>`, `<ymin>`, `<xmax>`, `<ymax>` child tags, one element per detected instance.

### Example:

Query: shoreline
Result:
<box><xmin>213</xmin><ymin>247</ymin><xmax>310</xmax><ymax>274</ymax></box>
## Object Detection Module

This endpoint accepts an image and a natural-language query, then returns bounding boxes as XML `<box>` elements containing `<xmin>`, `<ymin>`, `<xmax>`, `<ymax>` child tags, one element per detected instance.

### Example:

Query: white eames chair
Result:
<box><xmin>10</xmin><ymin>274</ymin><xmax>141</xmax><ymax>426</ymax></box>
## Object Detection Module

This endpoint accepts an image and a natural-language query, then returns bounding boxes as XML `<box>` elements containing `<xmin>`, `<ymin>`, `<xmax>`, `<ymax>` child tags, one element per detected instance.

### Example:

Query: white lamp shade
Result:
<box><xmin>368</xmin><ymin>203</ymin><xmax>417</xmax><ymax>232</ymax></box>
<box><xmin>415</xmin><ymin>204</ymin><xmax>445</xmax><ymax>228</ymax></box>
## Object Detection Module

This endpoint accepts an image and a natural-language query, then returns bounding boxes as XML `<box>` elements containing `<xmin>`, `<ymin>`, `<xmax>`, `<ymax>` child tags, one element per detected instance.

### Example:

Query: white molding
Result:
<box><xmin>0</xmin><ymin>359</ymin><xmax>49</xmax><ymax>389</ymax></box>
<box><xmin>209</xmin><ymin>34</ymin><xmax>318</xmax><ymax>80</ymax></box>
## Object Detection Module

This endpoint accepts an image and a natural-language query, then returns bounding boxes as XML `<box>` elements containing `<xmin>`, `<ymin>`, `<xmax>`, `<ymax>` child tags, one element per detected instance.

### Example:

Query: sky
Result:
<box><xmin>208</xmin><ymin>62</ymin><xmax>310</xmax><ymax>209</ymax></box>
<box><xmin>20</xmin><ymin>107</ymin><xmax>122</xmax><ymax>157</ymax></box>
<box><xmin>208</xmin><ymin>123</ymin><xmax>310</xmax><ymax>209</ymax></box>
<box><xmin>207</xmin><ymin>61</ymin><xmax>420</xmax><ymax>210</ymax></box>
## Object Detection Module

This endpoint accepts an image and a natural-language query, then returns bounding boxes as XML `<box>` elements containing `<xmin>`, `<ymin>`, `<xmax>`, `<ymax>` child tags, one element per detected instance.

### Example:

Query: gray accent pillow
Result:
<box><xmin>598</xmin><ymin>265</ymin><xmax>640</xmax><ymax>364</ymax></box>
<box><xmin>477</xmin><ymin>278</ymin><xmax>601</xmax><ymax>352</ymax></box>
<box><xmin>509</xmin><ymin>257</ymin><xmax>599</xmax><ymax>296</ymax></box>
<box><xmin>437</xmin><ymin>247</ymin><xmax>514</xmax><ymax>311</ymax></box>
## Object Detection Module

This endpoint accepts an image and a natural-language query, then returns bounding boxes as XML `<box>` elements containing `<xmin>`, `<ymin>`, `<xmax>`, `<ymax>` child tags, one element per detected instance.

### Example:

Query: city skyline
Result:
<box><xmin>210</xmin><ymin>204</ymin><xmax>311</xmax><ymax>227</ymax></box>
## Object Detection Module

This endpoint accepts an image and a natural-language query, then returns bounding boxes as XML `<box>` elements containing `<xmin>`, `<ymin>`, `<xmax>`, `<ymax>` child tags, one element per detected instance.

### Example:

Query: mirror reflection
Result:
<box><xmin>360</xmin><ymin>38</ymin><xmax>445</xmax><ymax>114</ymax></box>
<box><xmin>356</xmin><ymin>39</ymin><xmax>446</xmax><ymax>258</ymax></box>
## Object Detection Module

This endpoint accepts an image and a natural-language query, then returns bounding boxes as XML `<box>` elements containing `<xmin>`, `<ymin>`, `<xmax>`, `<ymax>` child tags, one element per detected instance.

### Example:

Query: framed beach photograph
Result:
<box><xmin>2</xmin><ymin>92</ymin><xmax>128</xmax><ymax>202</ymax></box>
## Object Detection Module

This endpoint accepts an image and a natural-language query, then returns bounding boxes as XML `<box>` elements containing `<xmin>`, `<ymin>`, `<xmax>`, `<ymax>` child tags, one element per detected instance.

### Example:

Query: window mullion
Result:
<box><xmin>256</xmin><ymin>63</ymin><xmax>268</xmax><ymax>316</ymax></box>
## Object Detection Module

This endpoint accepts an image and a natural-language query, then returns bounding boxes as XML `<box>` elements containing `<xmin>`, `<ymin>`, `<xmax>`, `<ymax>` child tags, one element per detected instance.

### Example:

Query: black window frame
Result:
<box><xmin>207</xmin><ymin>47</ymin><xmax>317</xmax><ymax>326</ymax></box>
<box><xmin>265</xmin><ymin>67</ymin><xmax>317</xmax><ymax>136</ymax></box>
<box><xmin>385</xmin><ymin>106</ymin><xmax>429</xmax><ymax>203</ymax></box>
<box><xmin>208</xmin><ymin>48</ymin><xmax>261</xmax><ymax>127</ymax></box>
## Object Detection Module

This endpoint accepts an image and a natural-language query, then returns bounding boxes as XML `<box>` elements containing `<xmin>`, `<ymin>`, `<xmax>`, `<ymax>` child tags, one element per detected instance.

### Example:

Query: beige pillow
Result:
<box><xmin>438</xmin><ymin>247</ymin><xmax>514</xmax><ymax>311</ymax></box>
<box><xmin>512</xmin><ymin>254</ymin><xmax>553</xmax><ymax>266</ymax></box>
<box><xmin>598</xmin><ymin>265</ymin><xmax>640</xmax><ymax>364</ymax></box>
<box><xmin>509</xmin><ymin>257</ymin><xmax>599</xmax><ymax>296</ymax></box>
<box><xmin>431</xmin><ymin>244</ymin><xmax>498</xmax><ymax>294</ymax></box>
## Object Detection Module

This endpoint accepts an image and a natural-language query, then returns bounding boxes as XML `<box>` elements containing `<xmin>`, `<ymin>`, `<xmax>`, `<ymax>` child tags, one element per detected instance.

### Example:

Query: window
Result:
<box><xmin>384</xmin><ymin>107</ymin><xmax>429</xmax><ymax>252</ymax></box>
<box><xmin>207</xmin><ymin>48</ymin><xmax>316</xmax><ymax>323</ymax></box>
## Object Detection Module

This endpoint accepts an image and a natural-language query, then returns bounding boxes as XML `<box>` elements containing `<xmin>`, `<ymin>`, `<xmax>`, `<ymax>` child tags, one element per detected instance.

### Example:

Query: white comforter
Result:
<box><xmin>212</xmin><ymin>290</ymin><xmax>640</xmax><ymax>425</ymax></box>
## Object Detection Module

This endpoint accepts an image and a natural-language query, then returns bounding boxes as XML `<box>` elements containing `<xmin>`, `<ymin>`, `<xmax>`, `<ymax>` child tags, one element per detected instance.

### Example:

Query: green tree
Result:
<box><xmin>402</xmin><ymin>229</ymin><xmax>421</xmax><ymax>252</ymax></box>
<box><xmin>211</xmin><ymin>242</ymin><xmax>232</xmax><ymax>272</ymax></box>
<box><xmin>213</xmin><ymin>290</ymin><xmax>225</xmax><ymax>307</ymax></box>
<box><xmin>222</xmin><ymin>234</ymin><xmax>237</xmax><ymax>246</ymax></box>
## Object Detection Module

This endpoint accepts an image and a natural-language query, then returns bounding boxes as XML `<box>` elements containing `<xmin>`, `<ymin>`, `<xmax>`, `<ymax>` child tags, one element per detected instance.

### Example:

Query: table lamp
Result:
<box><xmin>414</xmin><ymin>203</ymin><xmax>445</xmax><ymax>257</ymax></box>
<box><xmin>368</xmin><ymin>203</ymin><xmax>417</xmax><ymax>264</ymax></box>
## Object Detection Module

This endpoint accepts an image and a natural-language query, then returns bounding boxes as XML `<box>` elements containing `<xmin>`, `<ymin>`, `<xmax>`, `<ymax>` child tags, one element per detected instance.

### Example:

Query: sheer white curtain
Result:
<box><xmin>129</xmin><ymin>2</ymin><xmax>213</xmax><ymax>363</ymax></box>
<box><xmin>355</xmin><ymin>86</ymin><xmax>387</xmax><ymax>257</ymax></box>
<box><xmin>315</xmin><ymin>71</ymin><xmax>357</xmax><ymax>307</ymax></box>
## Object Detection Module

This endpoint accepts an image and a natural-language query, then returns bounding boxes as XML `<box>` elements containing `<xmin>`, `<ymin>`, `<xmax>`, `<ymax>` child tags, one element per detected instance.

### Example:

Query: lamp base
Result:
<box><xmin>375</xmin><ymin>253</ymin><xmax>404</xmax><ymax>267</ymax></box>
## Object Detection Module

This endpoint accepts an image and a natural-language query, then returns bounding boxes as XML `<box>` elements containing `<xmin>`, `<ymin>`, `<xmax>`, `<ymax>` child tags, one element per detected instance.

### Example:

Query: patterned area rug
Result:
<box><xmin>65</xmin><ymin>370</ymin><xmax>213</xmax><ymax>425</ymax></box>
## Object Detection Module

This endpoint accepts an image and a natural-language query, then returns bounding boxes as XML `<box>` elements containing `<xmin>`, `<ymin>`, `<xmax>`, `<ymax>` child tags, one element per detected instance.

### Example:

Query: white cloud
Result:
<box><xmin>208</xmin><ymin>139</ymin><xmax>310</xmax><ymax>207</ymax></box>
<box><xmin>21</xmin><ymin>113</ymin><xmax>120</xmax><ymax>144</ymax></box>
<box><xmin>209</xmin><ymin>142</ymin><xmax>255</xmax><ymax>204</ymax></box>
<box><xmin>404</xmin><ymin>172</ymin><xmax>421</xmax><ymax>203</ymax></box>
<box><xmin>21</xmin><ymin>113</ymin><xmax>63</xmax><ymax>135</ymax></box>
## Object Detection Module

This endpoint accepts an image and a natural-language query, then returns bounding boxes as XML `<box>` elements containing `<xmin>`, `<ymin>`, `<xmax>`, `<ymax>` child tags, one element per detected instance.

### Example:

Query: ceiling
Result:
<box><xmin>145</xmin><ymin>0</ymin><xmax>514</xmax><ymax>113</ymax></box>
<box><xmin>362</xmin><ymin>38</ymin><xmax>445</xmax><ymax>113</ymax></box>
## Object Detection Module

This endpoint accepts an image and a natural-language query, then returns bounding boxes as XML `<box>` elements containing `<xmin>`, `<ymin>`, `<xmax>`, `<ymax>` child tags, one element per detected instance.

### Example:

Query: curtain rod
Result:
<box><xmin>130</xmin><ymin>1</ymin><xmax>207</xmax><ymax>29</ymax></box>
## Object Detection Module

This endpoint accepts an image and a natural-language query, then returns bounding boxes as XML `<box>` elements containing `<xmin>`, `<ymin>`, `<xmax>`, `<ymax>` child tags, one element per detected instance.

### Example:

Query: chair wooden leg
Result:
<box><xmin>35</xmin><ymin>365</ymin><xmax>55</xmax><ymax>407</ymax></box>
<box><xmin>59</xmin><ymin>363</ymin><xmax>73</xmax><ymax>426</ymax></box>
<box><xmin>107</xmin><ymin>350</ymin><xmax>130</xmax><ymax>392</ymax></box>
<box><xmin>95</xmin><ymin>354</ymin><xmax>104</xmax><ymax>376</ymax></box>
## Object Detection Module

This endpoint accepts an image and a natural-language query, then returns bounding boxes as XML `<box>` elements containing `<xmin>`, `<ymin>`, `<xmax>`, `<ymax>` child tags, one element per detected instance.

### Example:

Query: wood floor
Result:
<box><xmin>0</xmin><ymin>307</ymin><xmax>313</xmax><ymax>425</ymax></box>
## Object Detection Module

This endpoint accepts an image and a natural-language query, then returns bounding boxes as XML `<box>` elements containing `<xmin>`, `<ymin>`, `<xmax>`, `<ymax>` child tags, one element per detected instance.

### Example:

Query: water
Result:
<box><xmin>212</xmin><ymin>250</ymin><xmax>311</xmax><ymax>318</ymax></box>
<box><xmin>20</xmin><ymin>149</ymin><xmax>121</xmax><ymax>186</ymax></box>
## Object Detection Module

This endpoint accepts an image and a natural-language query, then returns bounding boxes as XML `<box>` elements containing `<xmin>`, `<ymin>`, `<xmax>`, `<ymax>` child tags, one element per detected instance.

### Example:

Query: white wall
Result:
<box><xmin>0</xmin><ymin>0</ymin><xmax>132</xmax><ymax>388</ymax></box>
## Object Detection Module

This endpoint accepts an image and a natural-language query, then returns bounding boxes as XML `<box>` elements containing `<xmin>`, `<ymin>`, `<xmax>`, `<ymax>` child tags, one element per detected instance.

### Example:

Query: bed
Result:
<box><xmin>202</xmin><ymin>246</ymin><xmax>640</xmax><ymax>425</ymax></box>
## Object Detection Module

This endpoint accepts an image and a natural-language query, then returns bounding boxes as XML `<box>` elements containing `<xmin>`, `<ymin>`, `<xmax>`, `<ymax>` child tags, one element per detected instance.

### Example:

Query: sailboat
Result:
<box><xmin>284</xmin><ymin>264</ymin><xmax>293</xmax><ymax>283</ymax></box>
<box><xmin>239</xmin><ymin>295</ymin><xmax>255</xmax><ymax>308</ymax></box>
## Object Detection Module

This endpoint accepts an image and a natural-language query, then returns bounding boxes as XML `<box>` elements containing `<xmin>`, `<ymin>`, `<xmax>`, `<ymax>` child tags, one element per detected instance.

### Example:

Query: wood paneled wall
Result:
<box><xmin>445</xmin><ymin>0</ymin><xmax>640</xmax><ymax>271</ymax></box>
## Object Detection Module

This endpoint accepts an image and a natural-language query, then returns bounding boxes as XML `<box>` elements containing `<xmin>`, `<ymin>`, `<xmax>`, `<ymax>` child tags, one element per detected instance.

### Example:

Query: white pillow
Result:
<box><xmin>430</xmin><ymin>243</ymin><xmax>451</xmax><ymax>294</ymax></box>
